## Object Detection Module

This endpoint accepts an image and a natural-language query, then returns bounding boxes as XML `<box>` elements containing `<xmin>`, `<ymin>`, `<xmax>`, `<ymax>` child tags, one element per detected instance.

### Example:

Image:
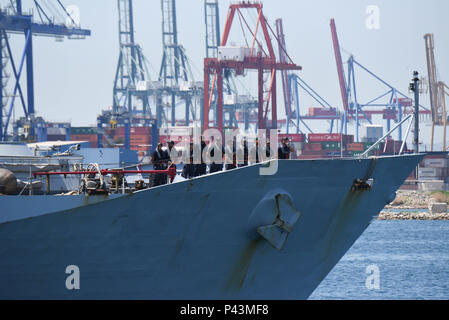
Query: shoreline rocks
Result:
<box><xmin>379</xmin><ymin>191</ymin><xmax>449</xmax><ymax>220</ymax></box>
<box><xmin>378</xmin><ymin>211</ymin><xmax>449</xmax><ymax>221</ymax></box>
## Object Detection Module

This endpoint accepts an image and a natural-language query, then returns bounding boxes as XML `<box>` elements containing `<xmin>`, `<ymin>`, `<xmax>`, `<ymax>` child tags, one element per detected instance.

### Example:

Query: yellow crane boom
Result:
<box><xmin>424</xmin><ymin>34</ymin><xmax>447</xmax><ymax>151</ymax></box>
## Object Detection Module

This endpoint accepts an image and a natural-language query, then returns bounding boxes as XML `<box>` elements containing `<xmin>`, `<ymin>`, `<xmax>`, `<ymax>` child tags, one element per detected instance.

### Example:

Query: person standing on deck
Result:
<box><xmin>249</xmin><ymin>138</ymin><xmax>260</xmax><ymax>164</ymax></box>
<box><xmin>151</xmin><ymin>143</ymin><xmax>170</xmax><ymax>186</ymax></box>
<box><xmin>225</xmin><ymin>140</ymin><xmax>237</xmax><ymax>171</ymax></box>
<box><xmin>195</xmin><ymin>138</ymin><xmax>208</xmax><ymax>177</ymax></box>
<box><xmin>237</xmin><ymin>139</ymin><xmax>249</xmax><ymax>168</ymax></box>
<box><xmin>278</xmin><ymin>138</ymin><xmax>293</xmax><ymax>160</ymax></box>
<box><xmin>208</xmin><ymin>137</ymin><xmax>224</xmax><ymax>174</ymax></box>
<box><xmin>182</xmin><ymin>142</ymin><xmax>196</xmax><ymax>179</ymax></box>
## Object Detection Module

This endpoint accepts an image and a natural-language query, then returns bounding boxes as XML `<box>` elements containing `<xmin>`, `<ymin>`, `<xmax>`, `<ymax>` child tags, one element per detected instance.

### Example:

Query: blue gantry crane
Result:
<box><xmin>113</xmin><ymin>0</ymin><xmax>151</xmax><ymax>118</ymax></box>
<box><xmin>0</xmin><ymin>0</ymin><xmax>90</xmax><ymax>142</ymax></box>
<box><xmin>159</xmin><ymin>0</ymin><xmax>201</xmax><ymax>128</ymax></box>
<box><xmin>97</xmin><ymin>0</ymin><xmax>156</xmax><ymax>149</ymax></box>
<box><xmin>330</xmin><ymin>18</ymin><xmax>431</xmax><ymax>142</ymax></box>
<box><xmin>204</xmin><ymin>0</ymin><xmax>220</xmax><ymax>59</ymax></box>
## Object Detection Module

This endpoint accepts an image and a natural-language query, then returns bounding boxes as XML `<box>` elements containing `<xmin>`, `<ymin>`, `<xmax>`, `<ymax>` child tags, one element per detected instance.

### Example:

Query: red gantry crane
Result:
<box><xmin>203</xmin><ymin>1</ymin><xmax>302</xmax><ymax>133</ymax></box>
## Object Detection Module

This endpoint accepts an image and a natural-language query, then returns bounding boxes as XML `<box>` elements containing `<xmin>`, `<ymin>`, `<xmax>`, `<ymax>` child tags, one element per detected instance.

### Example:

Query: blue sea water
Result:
<box><xmin>310</xmin><ymin>221</ymin><xmax>449</xmax><ymax>300</ymax></box>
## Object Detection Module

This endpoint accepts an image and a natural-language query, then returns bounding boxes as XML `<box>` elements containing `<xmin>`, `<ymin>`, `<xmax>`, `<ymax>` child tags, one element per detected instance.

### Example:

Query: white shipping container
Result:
<box><xmin>419</xmin><ymin>176</ymin><xmax>444</xmax><ymax>181</ymax></box>
<box><xmin>419</xmin><ymin>168</ymin><xmax>444</xmax><ymax>178</ymax></box>
<box><xmin>424</xmin><ymin>158</ymin><xmax>447</xmax><ymax>168</ymax></box>
<box><xmin>179</xmin><ymin>81</ymin><xmax>192</xmax><ymax>92</ymax></box>
<box><xmin>224</xmin><ymin>94</ymin><xmax>236</xmax><ymax>105</ymax></box>
<box><xmin>136</xmin><ymin>81</ymin><xmax>150</xmax><ymax>91</ymax></box>
<box><xmin>218</xmin><ymin>46</ymin><xmax>251</xmax><ymax>62</ymax></box>
<box><xmin>365</xmin><ymin>125</ymin><xmax>383</xmax><ymax>140</ymax></box>
<box><xmin>224</xmin><ymin>94</ymin><xmax>253</xmax><ymax>105</ymax></box>
<box><xmin>159</xmin><ymin>126</ymin><xmax>193</xmax><ymax>137</ymax></box>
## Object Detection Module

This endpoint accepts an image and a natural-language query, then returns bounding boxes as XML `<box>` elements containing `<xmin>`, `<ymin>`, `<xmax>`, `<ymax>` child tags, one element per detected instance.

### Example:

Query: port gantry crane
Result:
<box><xmin>159</xmin><ymin>0</ymin><xmax>201</xmax><ymax>128</ymax></box>
<box><xmin>275</xmin><ymin>18</ymin><xmax>340</xmax><ymax>135</ymax></box>
<box><xmin>203</xmin><ymin>1</ymin><xmax>302</xmax><ymax>134</ymax></box>
<box><xmin>204</xmin><ymin>0</ymin><xmax>258</xmax><ymax>131</ymax></box>
<box><xmin>440</xmin><ymin>81</ymin><xmax>449</xmax><ymax>151</ymax></box>
<box><xmin>0</xmin><ymin>0</ymin><xmax>90</xmax><ymax>142</ymax></box>
<box><xmin>204</xmin><ymin>0</ymin><xmax>220</xmax><ymax>59</ymax></box>
<box><xmin>424</xmin><ymin>33</ymin><xmax>448</xmax><ymax>151</ymax></box>
<box><xmin>97</xmin><ymin>0</ymin><xmax>156</xmax><ymax>149</ymax></box>
<box><xmin>330</xmin><ymin>19</ymin><xmax>431</xmax><ymax>143</ymax></box>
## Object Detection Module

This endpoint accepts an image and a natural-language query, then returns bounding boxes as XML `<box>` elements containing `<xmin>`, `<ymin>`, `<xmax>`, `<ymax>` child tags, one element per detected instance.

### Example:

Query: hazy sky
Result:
<box><xmin>3</xmin><ymin>0</ymin><xmax>449</xmax><ymax>148</ymax></box>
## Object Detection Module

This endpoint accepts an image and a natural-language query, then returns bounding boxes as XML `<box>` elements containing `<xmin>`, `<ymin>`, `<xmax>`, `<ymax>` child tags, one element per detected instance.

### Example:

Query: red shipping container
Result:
<box><xmin>308</xmin><ymin>133</ymin><xmax>342</xmax><ymax>142</ymax></box>
<box><xmin>301</xmin><ymin>150</ymin><xmax>326</xmax><ymax>156</ymax></box>
<box><xmin>299</xmin><ymin>154</ymin><xmax>325</xmax><ymax>159</ymax></box>
<box><xmin>278</xmin><ymin>134</ymin><xmax>305</xmax><ymax>143</ymax></box>
<box><xmin>160</xmin><ymin>135</ymin><xmax>191</xmax><ymax>144</ymax></box>
<box><xmin>304</xmin><ymin>143</ymin><xmax>323</xmax><ymax>152</ymax></box>
<box><xmin>131</xmin><ymin>146</ymin><xmax>151</xmax><ymax>152</ymax></box>
<box><xmin>308</xmin><ymin>108</ymin><xmax>318</xmax><ymax>116</ymax></box>
<box><xmin>71</xmin><ymin>134</ymin><xmax>98</xmax><ymax>148</ymax></box>
<box><xmin>308</xmin><ymin>107</ymin><xmax>338</xmax><ymax>117</ymax></box>
<box><xmin>384</xmin><ymin>140</ymin><xmax>403</xmax><ymax>153</ymax></box>
<box><xmin>344</xmin><ymin>135</ymin><xmax>354</xmax><ymax>144</ymax></box>
<box><xmin>131</xmin><ymin>138</ymin><xmax>151</xmax><ymax>143</ymax></box>
<box><xmin>131</xmin><ymin>135</ymin><xmax>151</xmax><ymax>141</ymax></box>
<box><xmin>347</xmin><ymin>143</ymin><xmax>364</xmax><ymax>152</ymax></box>
<box><xmin>108</xmin><ymin>127</ymin><xmax>125</xmax><ymax>136</ymax></box>
<box><xmin>131</xmin><ymin>137</ymin><xmax>150</xmax><ymax>140</ymax></box>
<box><xmin>130</xmin><ymin>127</ymin><xmax>152</xmax><ymax>135</ymax></box>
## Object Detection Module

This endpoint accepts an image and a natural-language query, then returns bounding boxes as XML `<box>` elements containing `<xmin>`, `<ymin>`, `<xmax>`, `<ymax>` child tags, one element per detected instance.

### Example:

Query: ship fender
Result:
<box><xmin>247</xmin><ymin>189</ymin><xmax>302</xmax><ymax>250</ymax></box>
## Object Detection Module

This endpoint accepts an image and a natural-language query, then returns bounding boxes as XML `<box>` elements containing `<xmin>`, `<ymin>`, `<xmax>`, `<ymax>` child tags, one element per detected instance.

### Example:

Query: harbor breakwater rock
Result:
<box><xmin>378</xmin><ymin>190</ymin><xmax>449</xmax><ymax>220</ymax></box>
<box><xmin>378</xmin><ymin>211</ymin><xmax>449</xmax><ymax>221</ymax></box>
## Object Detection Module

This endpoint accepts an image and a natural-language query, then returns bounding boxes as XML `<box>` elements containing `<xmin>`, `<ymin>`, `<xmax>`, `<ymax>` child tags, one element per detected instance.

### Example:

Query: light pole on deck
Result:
<box><xmin>409</xmin><ymin>71</ymin><xmax>420</xmax><ymax>154</ymax></box>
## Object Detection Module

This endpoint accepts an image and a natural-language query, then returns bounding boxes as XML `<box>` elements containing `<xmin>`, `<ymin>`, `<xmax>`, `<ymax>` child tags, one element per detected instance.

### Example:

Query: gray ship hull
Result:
<box><xmin>0</xmin><ymin>155</ymin><xmax>423</xmax><ymax>299</ymax></box>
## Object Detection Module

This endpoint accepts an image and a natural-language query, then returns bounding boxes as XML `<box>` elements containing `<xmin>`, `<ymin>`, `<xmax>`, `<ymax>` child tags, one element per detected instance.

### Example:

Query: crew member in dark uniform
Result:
<box><xmin>151</xmin><ymin>143</ymin><xmax>170</xmax><ymax>186</ymax></box>
<box><xmin>250</xmin><ymin>139</ymin><xmax>272</xmax><ymax>163</ymax></box>
<box><xmin>182</xmin><ymin>142</ymin><xmax>196</xmax><ymax>179</ymax></box>
<box><xmin>278</xmin><ymin>137</ymin><xmax>292</xmax><ymax>160</ymax></box>
<box><xmin>237</xmin><ymin>139</ymin><xmax>249</xmax><ymax>168</ymax></box>
<box><xmin>225</xmin><ymin>140</ymin><xmax>237</xmax><ymax>171</ymax></box>
<box><xmin>209</xmin><ymin>137</ymin><xmax>224</xmax><ymax>174</ymax></box>
<box><xmin>195</xmin><ymin>138</ymin><xmax>208</xmax><ymax>177</ymax></box>
<box><xmin>167</xmin><ymin>141</ymin><xmax>177</xmax><ymax>182</ymax></box>
<box><xmin>265</xmin><ymin>140</ymin><xmax>273</xmax><ymax>160</ymax></box>
<box><xmin>249</xmin><ymin>138</ymin><xmax>260</xmax><ymax>164</ymax></box>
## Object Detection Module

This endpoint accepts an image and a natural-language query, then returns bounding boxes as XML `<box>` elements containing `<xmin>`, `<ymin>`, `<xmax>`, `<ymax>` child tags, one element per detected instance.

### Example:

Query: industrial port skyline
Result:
<box><xmin>2</xmin><ymin>0</ymin><xmax>449</xmax><ymax>149</ymax></box>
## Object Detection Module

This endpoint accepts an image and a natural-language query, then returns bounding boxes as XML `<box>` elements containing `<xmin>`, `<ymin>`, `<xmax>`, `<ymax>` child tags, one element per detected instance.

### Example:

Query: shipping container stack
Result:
<box><xmin>418</xmin><ymin>155</ymin><xmax>449</xmax><ymax>182</ymax></box>
<box><xmin>290</xmin><ymin>132</ymin><xmax>409</xmax><ymax>160</ymax></box>
<box><xmin>382</xmin><ymin>139</ymin><xmax>405</xmax><ymax>155</ymax></box>
<box><xmin>71</xmin><ymin>127</ymin><xmax>98</xmax><ymax>148</ymax></box>
<box><xmin>130</xmin><ymin>127</ymin><xmax>152</xmax><ymax>154</ymax></box>
<box><xmin>71</xmin><ymin>126</ymin><xmax>154</xmax><ymax>154</ymax></box>
<box><xmin>298</xmin><ymin>133</ymin><xmax>354</xmax><ymax>159</ymax></box>
<box><xmin>46</xmin><ymin>122</ymin><xmax>71</xmax><ymax>142</ymax></box>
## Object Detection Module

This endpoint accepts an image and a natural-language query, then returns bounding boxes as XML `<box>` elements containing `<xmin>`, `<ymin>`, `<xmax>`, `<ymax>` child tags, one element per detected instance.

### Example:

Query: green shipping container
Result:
<box><xmin>71</xmin><ymin>127</ymin><xmax>97</xmax><ymax>135</ymax></box>
<box><xmin>350</xmin><ymin>151</ymin><xmax>364</xmax><ymax>157</ymax></box>
<box><xmin>322</xmin><ymin>142</ymin><xmax>341</xmax><ymax>150</ymax></box>
<box><xmin>363</xmin><ymin>142</ymin><xmax>384</xmax><ymax>151</ymax></box>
